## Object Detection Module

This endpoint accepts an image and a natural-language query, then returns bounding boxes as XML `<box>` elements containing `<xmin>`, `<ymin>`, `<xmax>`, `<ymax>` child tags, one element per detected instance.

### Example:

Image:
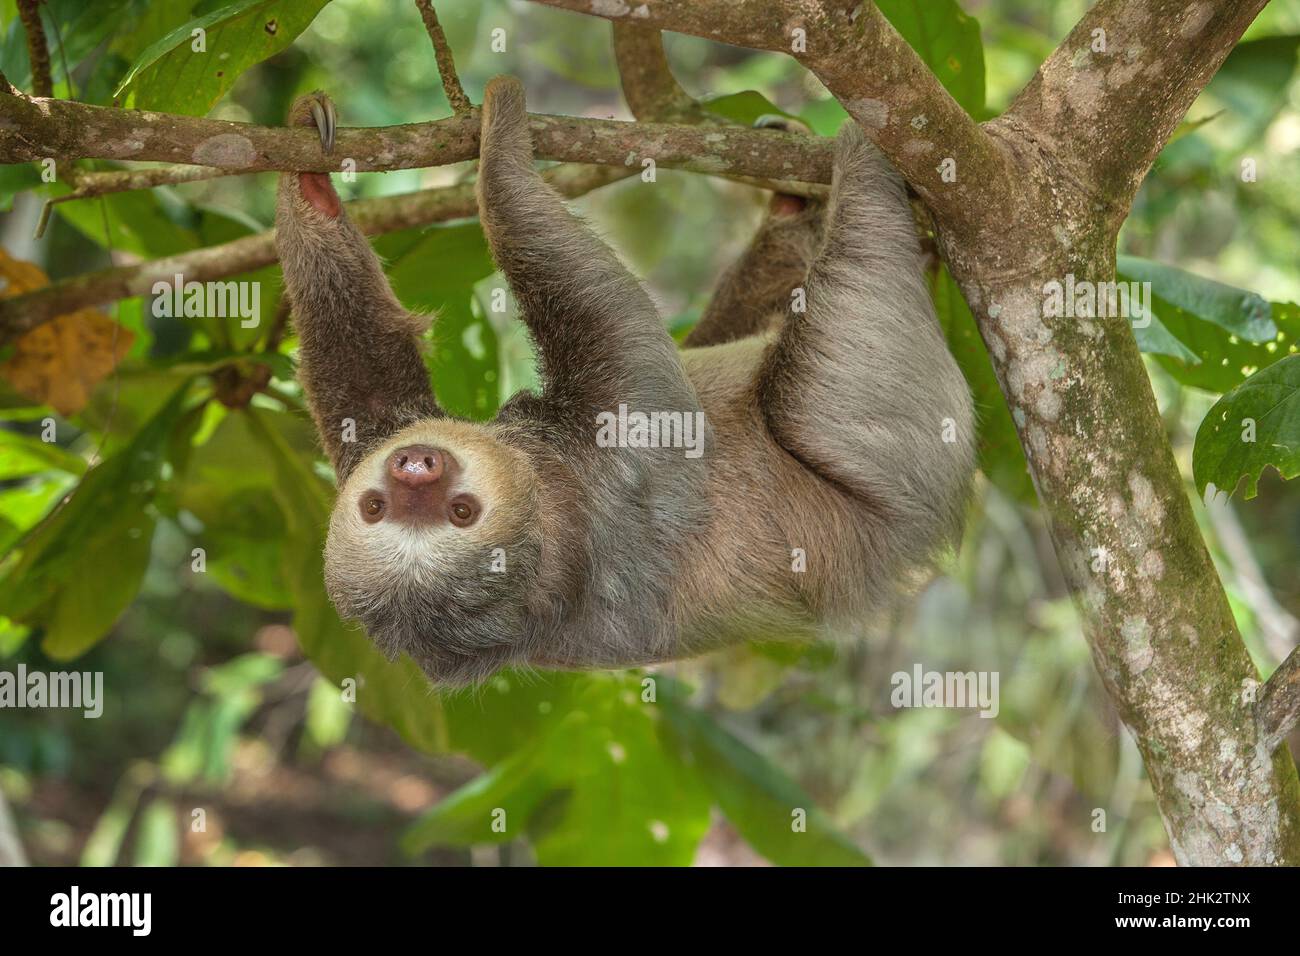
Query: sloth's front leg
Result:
<box><xmin>274</xmin><ymin>91</ymin><xmax>441</xmax><ymax>482</ymax></box>
<box><xmin>474</xmin><ymin>76</ymin><xmax>694</xmax><ymax>424</ymax></box>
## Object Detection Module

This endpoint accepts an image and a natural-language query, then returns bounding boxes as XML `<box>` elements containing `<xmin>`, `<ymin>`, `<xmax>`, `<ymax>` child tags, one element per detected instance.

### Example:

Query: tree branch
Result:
<box><xmin>1005</xmin><ymin>0</ymin><xmax>1270</xmax><ymax>225</ymax></box>
<box><xmin>611</xmin><ymin>22</ymin><xmax>705</xmax><ymax>122</ymax></box>
<box><xmin>0</xmin><ymin>90</ymin><xmax>830</xmax><ymax>183</ymax></box>
<box><xmin>0</xmin><ymin>164</ymin><xmax>632</xmax><ymax>345</ymax></box>
<box><xmin>16</xmin><ymin>0</ymin><xmax>52</xmax><ymax>98</ymax></box>
<box><xmin>33</xmin><ymin>165</ymin><xmax>232</xmax><ymax>240</ymax></box>
<box><xmin>528</xmin><ymin>0</ymin><xmax>1013</xmax><ymax>243</ymax></box>
<box><xmin>415</xmin><ymin>0</ymin><xmax>473</xmax><ymax>116</ymax></box>
<box><xmin>1260</xmin><ymin>645</ymin><xmax>1300</xmax><ymax>754</ymax></box>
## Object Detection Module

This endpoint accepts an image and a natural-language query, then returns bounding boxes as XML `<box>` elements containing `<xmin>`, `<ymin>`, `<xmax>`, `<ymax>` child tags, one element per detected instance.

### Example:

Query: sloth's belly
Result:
<box><xmin>675</xmin><ymin>338</ymin><xmax>877</xmax><ymax>637</ymax></box>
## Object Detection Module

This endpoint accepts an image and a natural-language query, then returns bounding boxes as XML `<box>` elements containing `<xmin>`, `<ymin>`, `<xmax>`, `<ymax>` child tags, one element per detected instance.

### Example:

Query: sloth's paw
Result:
<box><xmin>753</xmin><ymin>113</ymin><xmax>812</xmax><ymax>136</ymax></box>
<box><xmin>287</xmin><ymin>90</ymin><xmax>337</xmax><ymax>155</ymax></box>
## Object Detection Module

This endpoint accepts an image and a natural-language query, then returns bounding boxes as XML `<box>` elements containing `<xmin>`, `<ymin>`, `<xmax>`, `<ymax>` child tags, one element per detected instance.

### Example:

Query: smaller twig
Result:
<box><xmin>415</xmin><ymin>0</ymin><xmax>472</xmax><ymax>116</ymax></box>
<box><xmin>17</xmin><ymin>0</ymin><xmax>52</xmax><ymax>98</ymax></box>
<box><xmin>1</xmin><ymin>163</ymin><xmax>634</xmax><ymax>345</ymax></box>
<box><xmin>1258</xmin><ymin>644</ymin><xmax>1300</xmax><ymax>753</ymax></box>
<box><xmin>34</xmin><ymin>165</ymin><xmax>229</xmax><ymax>239</ymax></box>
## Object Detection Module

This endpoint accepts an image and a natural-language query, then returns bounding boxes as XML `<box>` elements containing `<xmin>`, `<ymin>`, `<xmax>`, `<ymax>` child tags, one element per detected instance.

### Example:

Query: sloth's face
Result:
<box><xmin>322</xmin><ymin>418</ymin><xmax>541</xmax><ymax>683</ymax></box>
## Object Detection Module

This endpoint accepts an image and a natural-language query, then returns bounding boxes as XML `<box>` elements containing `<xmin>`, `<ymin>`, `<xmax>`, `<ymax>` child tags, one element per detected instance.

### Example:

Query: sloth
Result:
<box><xmin>275</xmin><ymin>77</ymin><xmax>975</xmax><ymax>686</ymax></box>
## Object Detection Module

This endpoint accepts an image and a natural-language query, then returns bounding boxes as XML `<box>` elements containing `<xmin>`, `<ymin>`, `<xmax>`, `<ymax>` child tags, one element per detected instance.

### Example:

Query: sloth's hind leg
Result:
<box><xmin>756</xmin><ymin>123</ymin><xmax>974</xmax><ymax>550</ymax></box>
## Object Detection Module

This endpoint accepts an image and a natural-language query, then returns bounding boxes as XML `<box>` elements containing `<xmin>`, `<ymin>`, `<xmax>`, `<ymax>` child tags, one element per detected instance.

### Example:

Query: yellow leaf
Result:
<box><xmin>0</xmin><ymin>249</ymin><xmax>133</xmax><ymax>416</ymax></box>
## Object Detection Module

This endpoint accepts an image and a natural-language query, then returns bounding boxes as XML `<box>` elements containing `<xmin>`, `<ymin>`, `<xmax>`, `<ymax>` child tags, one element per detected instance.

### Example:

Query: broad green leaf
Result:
<box><xmin>403</xmin><ymin>735</ymin><xmax>558</xmax><ymax>851</ymax></box>
<box><xmin>0</xmin><ymin>382</ymin><xmax>196</xmax><ymax>658</ymax></box>
<box><xmin>1</xmin><ymin>0</ymin><xmax>140</xmax><ymax>96</ymax></box>
<box><xmin>932</xmin><ymin>266</ymin><xmax>1035</xmax><ymax>504</ymax></box>
<box><xmin>658</xmin><ymin>680</ymin><xmax>871</xmax><ymax>866</ymax></box>
<box><xmin>1193</xmin><ymin>354</ymin><xmax>1299</xmax><ymax>499</ymax></box>
<box><xmin>381</xmin><ymin>223</ymin><xmax>500</xmax><ymax>419</ymax></box>
<box><xmin>701</xmin><ymin>91</ymin><xmax>796</xmax><ymax>126</ymax></box>
<box><xmin>408</xmin><ymin>681</ymin><xmax>714</xmax><ymax>865</ymax></box>
<box><xmin>1118</xmin><ymin>257</ymin><xmax>1296</xmax><ymax>393</ymax></box>
<box><xmin>0</xmin><ymin>475</ymin><xmax>76</xmax><ymax>554</ymax></box>
<box><xmin>53</xmin><ymin>186</ymin><xmax>202</xmax><ymax>259</ymax></box>
<box><xmin>0</xmin><ymin>163</ymin><xmax>42</xmax><ymax>213</ymax></box>
<box><xmin>176</xmin><ymin>408</ymin><xmax>302</xmax><ymax>608</ymax></box>
<box><xmin>1131</xmin><ymin>308</ymin><xmax>1200</xmax><ymax>364</ymax></box>
<box><xmin>528</xmin><ymin>683</ymin><xmax>712</xmax><ymax>866</ymax></box>
<box><xmin>0</xmin><ymin>429</ymin><xmax>87</xmax><ymax>479</ymax></box>
<box><xmin>115</xmin><ymin>0</ymin><xmax>332</xmax><ymax>115</ymax></box>
<box><xmin>875</xmin><ymin>0</ymin><xmax>985</xmax><ymax>116</ymax></box>
<box><xmin>799</xmin><ymin>98</ymin><xmax>851</xmax><ymax>137</ymax></box>
<box><xmin>1207</xmin><ymin>36</ymin><xmax>1300</xmax><ymax>138</ymax></box>
<box><xmin>55</xmin><ymin>192</ymin><xmax>275</xmax><ymax>352</ymax></box>
<box><xmin>1118</xmin><ymin>256</ymin><xmax>1276</xmax><ymax>343</ymax></box>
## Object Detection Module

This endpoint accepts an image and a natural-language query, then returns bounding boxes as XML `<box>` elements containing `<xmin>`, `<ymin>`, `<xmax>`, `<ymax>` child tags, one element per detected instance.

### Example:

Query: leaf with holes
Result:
<box><xmin>114</xmin><ymin>0</ymin><xmax>331</xmax><ymax>115</ymax></box>
<box><xmin>1193</xmin><ymin>354</ymin><xmax>1299</xmax><ymax>499</ymax></box>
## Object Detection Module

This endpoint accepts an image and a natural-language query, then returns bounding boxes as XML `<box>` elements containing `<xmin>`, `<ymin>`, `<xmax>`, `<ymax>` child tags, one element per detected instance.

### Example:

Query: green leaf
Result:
<box><xmin>931</xmin><ymin>266</ymin><xmax>1035</xmax><ymax>504</ymax></box>
<box><xmin>1131</xmin><ymin>308</ymin><xmax>1200</xmax><ymax>364</ymax></box>
<box><xmin>1118</xmin><ymin>256</ymin><xmax>1276</xmax><ymax>343</ymax></box>
<box><xmin>701</xmin><ymin>91</ymin><xmax>796</xmax><ymax>126</ymax></box>
<box><xmin>380</xmin><ymin>223</ymin><xmax>501</xmax><ymax>419</ymax></box>
<box><xmin>1117</xmin><ymin>259</ymin><xmax>1298</xmax><ymax>392</ymax></box>
<box><xmin>1193</xmin><ymin>354</ymin><xmax>1300</xmax><ymax>499</ymax></box>
<box><xmin>407</xmin><ymin>680</ymin><xmax>714</xmax><ymax>865</ymax></box>
<box><xmin>115</xmin><ymin>0</ymin><xmax>332</xmax><ymax>115</ymax></box>
<box><xmin>403</xmin><ymin>736</ymin><xmax>557</xmax><ymax>852</ymax></box>
<box><xmin>0</xmin><ymin>163</ymin><xmax>43</xmax><ymax>213</ymax></box>
<box><xmin>875</xmin><ymin>0</ymin><xmax>985</xmax><ymax>116</ymax></box>
<box><xmin>1207</xmin><ymin>36</ymin><xmax>1300</xmax><ymax>139</ymax></box>
<box><xmin>53</xmin><ymin>186</ymin><xmax>203</xmax><ymax>259</ymax></box>
<box><xmin>527</xmin><ymin>686</ymin><xmax>712</xmax><ymax>865</ymax></box>
<box><xmin>304</xmin><ymin>675</ymin><xmax>353</xmax><ymax>749</ymax></box>
<box><xmin>658</xmin><ymin>680</ymin><xmax>871</xmax><ymax>866</ymax></box>
<box><xmin>176</xmin><ymin>408</ymin><xmax>301</xmax><ymax>608</ymax></box>
<box><xmin>0</xmin><ymin>429</ymin><xmax>86</xmax><ymax>480</ymax></box>
<box><xmin>132</xmin><ymin>798</ymin><xmax>180</xmax><ymax>867</ymax></box>
<box><xmin>0</xmin><ymin>382</ymin><xmax>196</xmax><ymax>658</ymax></box>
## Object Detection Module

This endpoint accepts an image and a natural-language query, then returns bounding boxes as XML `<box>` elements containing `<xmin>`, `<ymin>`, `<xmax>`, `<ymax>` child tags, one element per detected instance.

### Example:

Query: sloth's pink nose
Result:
<box><xmin>387</xmin><ymin>446</ymin><xmax>444</xmax><ymax>487</ymax></box>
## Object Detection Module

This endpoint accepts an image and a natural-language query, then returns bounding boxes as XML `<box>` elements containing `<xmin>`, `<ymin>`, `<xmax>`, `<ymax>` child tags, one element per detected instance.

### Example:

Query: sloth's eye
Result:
<box><xmin>361</xmin><ymin>495</ymin><xmax>385</xmax><ymax>522</ymax></box>
<box><xmin>449</xmin><ymin>497</ymin><xmax>479</xmax><ymax>528</ymax></box>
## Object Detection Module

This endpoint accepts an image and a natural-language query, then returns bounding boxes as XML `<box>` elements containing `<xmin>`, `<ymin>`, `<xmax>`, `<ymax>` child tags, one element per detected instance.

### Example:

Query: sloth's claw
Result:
<box><xmin>288</xmin><ymin>90</ymin><xmax>336</xmax><ymax>155</ymax></box>
<box><xmin>309</xmin><ymin>95</ymin><xmax>336</xmax><ymax>155</ymax></box>
<box><xmin>753</xmin><ymin>113</ymin><xmax>812</xmax><ymax>136</ymax></box>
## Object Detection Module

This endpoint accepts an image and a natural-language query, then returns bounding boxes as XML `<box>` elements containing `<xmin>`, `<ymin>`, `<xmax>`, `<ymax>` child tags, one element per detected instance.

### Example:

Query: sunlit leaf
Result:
<box><xmin>875</xmin><ymin>0</ymin><xmax>985</xmax><ymax>116</ymax></box>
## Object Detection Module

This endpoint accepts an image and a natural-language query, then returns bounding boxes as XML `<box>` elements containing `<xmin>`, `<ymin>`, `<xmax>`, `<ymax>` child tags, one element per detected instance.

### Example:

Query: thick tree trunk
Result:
<box><xmin>944</xmin><ymin>195</ymin><xmax>1300</xmax><ymax>863</ymax></box>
